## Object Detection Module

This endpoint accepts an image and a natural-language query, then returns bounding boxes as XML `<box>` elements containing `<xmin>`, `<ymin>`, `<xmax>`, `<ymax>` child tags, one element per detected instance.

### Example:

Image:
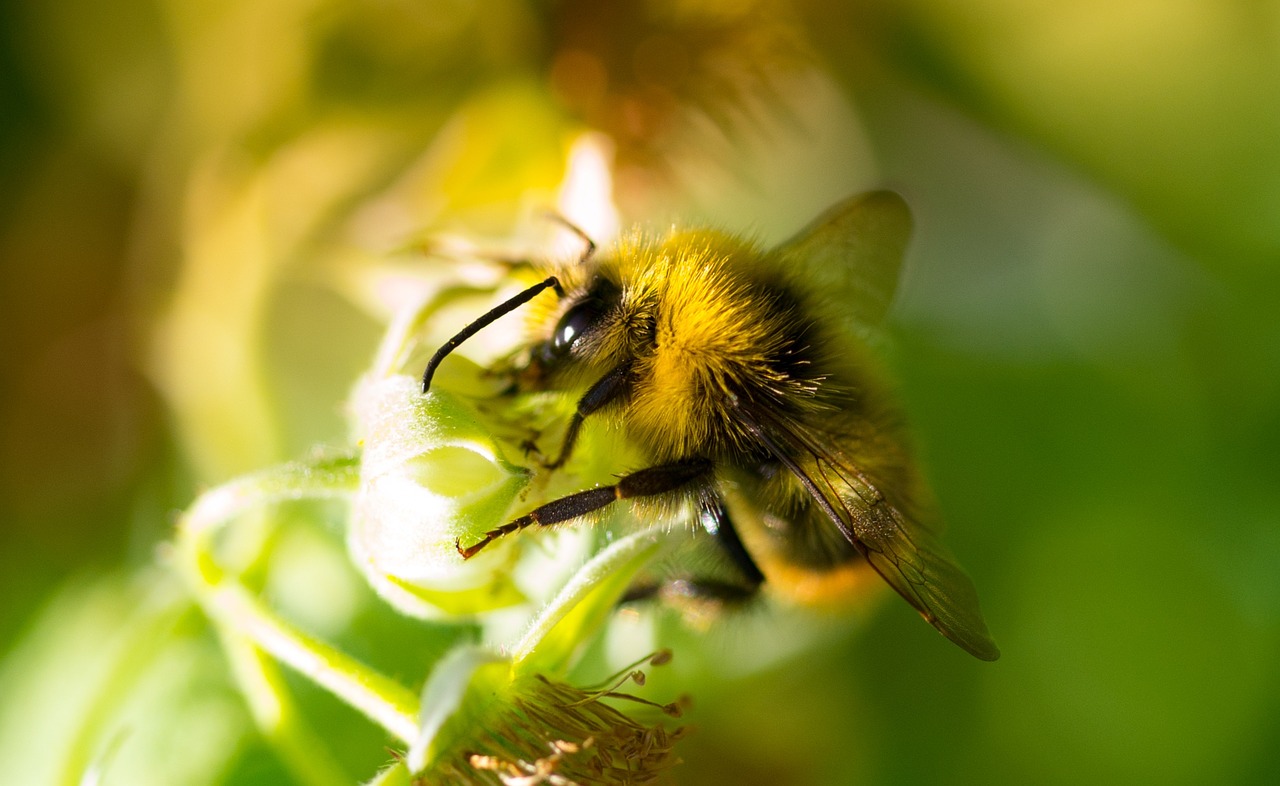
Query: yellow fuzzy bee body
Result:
<box><xmin>425</xmin><ymin>191</ymin><xmax>1000</xmax><ymax>661</ymax></box>
<box><xmin>523</xmin><ymin>230</ymin><xmax>826</xmax><ymax>461</ymax></box>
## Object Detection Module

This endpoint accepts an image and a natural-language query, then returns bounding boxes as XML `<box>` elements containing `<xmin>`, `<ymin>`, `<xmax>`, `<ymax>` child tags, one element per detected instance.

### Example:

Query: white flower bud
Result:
<box><xmin>348</xmin><ymin>374</ymin><xmax>531</xmax><ymax>618</ymax></box>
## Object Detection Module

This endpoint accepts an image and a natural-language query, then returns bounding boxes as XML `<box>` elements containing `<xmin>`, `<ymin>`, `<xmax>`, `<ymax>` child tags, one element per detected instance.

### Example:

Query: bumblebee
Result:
<box><xmin>421</xmin><ymin>192</ymin><xmax>999</xmax><ymax>661</ymax></box>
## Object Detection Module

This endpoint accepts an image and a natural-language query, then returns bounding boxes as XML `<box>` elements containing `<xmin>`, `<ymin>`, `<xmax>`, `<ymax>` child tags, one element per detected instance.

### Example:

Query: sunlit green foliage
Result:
<box><xmin>2</xmin><ymin>1</ymin><xmax>1278</xmax><ymax>784</ymax></box>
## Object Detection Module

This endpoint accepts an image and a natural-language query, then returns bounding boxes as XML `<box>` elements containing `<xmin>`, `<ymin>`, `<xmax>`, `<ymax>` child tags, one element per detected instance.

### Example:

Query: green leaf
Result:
<box><xmin>361</xmin><ymin>760</ymin><xmax>413</xmax><ymax>786</ymax></box>
<box><xmin>512</xmin><ymin>527</ymin><xmax>668</xmax><ymax>676</ymax></box>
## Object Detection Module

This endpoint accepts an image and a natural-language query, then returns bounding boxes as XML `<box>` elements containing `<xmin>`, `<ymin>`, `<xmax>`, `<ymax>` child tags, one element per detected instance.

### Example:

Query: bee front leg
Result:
<box><xmin>539</xmin><ymin>360</ymin><xmax>633</xmax><ymax>470</ymax></box>
<box><xmin>455</xmin><ymin>458</ymin><xmax>711</xmax><ymax>559</ymax></box>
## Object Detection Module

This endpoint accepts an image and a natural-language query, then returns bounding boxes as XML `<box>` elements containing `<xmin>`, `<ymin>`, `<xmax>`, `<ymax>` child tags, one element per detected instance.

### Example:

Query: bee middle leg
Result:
<box><xmin>455</xmin><ymin>458</ymin><xmax>710</xmax><ymax>558</ymax></box>
<box><xmin>622</xmin><ymin>494</ymin><xmax>766</xmax><ymax>607</ymax></box>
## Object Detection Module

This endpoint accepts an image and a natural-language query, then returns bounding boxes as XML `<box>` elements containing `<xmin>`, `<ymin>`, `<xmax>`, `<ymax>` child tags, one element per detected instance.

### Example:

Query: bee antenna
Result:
<box><xmin>540</xmin><ymin>211</ymin><xmax>597</xmax><ymax>266</ymax></box>
<box><xmin>421</xmin><ymin>276</ymin><xmax>563</xmax><ymax>393</ymax></box>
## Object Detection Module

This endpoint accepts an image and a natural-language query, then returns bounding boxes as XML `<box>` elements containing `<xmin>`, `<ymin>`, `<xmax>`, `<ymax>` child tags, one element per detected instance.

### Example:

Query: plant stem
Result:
<box><xmin>172</xmin><ymin>451</ymin><xmax>420</xmax><ymax>749</ymax></box>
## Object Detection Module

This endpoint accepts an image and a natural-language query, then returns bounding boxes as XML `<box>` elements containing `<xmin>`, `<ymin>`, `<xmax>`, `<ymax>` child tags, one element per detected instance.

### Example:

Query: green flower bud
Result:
<box><xmin>348</xmin><ymin>374</ymin><xmax>531</xmax><ymax>617</ymax></box>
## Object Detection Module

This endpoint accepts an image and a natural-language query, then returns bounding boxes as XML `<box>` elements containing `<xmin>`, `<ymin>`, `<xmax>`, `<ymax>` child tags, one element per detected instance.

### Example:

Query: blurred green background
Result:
<box><xmin>2</xmin><ymin>1</ymin><xmax>1278</xmax><ymax>784</ymax></box>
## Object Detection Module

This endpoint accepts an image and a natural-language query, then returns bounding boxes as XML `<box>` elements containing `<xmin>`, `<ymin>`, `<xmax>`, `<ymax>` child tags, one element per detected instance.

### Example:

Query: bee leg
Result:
<box><xmin>620</xmin><ymin>495</ymin><xmax>765</xmax><ymax>607</ymax></box>
<box><xmin>697</xmin><ymin>494</ymin><xmax>766</xmax><ymax>588</ymax></box>
<box><xmin>456</xmin><ymin>458</ymin><xmax>711</xmax><ymax>558</ymax></box>
<box><xmin>540</xmin><ymin>360</ymin><xmax>634</xmax><ymax>470</ymax></box>
<box><xmin>518</xmin><ymin>437</ymin><xmax>545</xmax><ymax>461</ymax></box>
<box><xmin>539</xmin><ymin>211</ymin><xmax>597</xmax><ymax>265</ymax></box>
<box><xmin>621</xmin><ymin>578</ymin><xmax>760</xmax><ymax>607</ymax></box>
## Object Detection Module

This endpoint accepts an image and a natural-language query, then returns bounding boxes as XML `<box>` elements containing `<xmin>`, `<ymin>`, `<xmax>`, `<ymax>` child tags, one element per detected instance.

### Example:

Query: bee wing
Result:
<box><xmin>772</xmin><ymin>190</ymin><xmax>912</xmax><ymax>332</ymax></box>
<box><xmin>743</xmin><ymin>411</ymin><xmax>1000</xmax><ymax>661</ymax></box>
<box><xmin>812</xmin><ymin>445</ymin><xmax>999</xmax><ymax>661</ymax></box>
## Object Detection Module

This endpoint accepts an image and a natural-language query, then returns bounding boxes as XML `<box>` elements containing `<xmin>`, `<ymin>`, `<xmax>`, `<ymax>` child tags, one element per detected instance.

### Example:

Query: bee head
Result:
<box><xmin>537</xmin><ymin>275</ymin><xmax>620</xmax><ymax>362</ymax></box>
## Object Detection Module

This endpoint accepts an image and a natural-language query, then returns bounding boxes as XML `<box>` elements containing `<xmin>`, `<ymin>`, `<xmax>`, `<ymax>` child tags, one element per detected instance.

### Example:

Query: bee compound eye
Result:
<box><xmin>552</xmin><ymin>299</ymin><xmax>604</xmax><ymax>354</ymax></box>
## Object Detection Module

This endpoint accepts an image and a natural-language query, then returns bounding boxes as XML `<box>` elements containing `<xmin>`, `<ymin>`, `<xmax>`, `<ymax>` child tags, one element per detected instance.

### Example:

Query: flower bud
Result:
<box><xmin>347</xmin><ymin>374</ymin><xmax>531</xmax><ymax>618</ymax></box>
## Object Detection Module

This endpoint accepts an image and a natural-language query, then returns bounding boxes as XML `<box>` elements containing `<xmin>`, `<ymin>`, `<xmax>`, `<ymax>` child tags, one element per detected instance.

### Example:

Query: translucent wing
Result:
<box><xmin>743</xmin><ymin>412</ymin><xmax>1000</xmax><ymax>661</ymax></box>
<box><xmin>812</xmin><ymin>441</ymin><xmax>998</xmax><ymax>661</ymax></box>
<box><xmin>772</xmin><ymin>190</ymin><xmax>912</xmax><ymax>332</ymax></box>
